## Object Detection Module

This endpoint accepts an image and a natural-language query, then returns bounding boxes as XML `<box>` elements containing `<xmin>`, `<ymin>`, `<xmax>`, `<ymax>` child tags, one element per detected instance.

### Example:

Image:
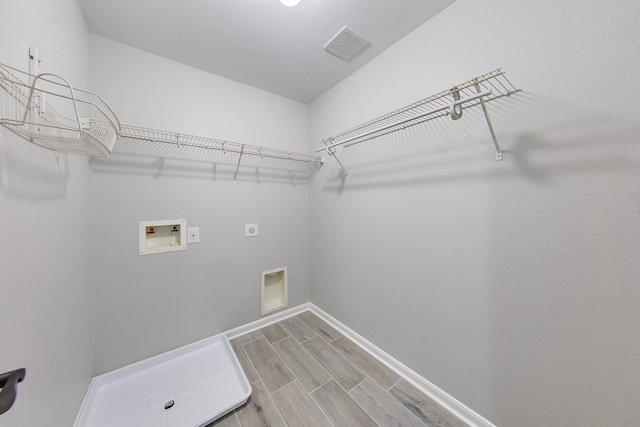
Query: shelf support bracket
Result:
<box><xmin>28</xmin><ymin>47</ymin><xmax>45</xmax><ymax>115</ymax></box>
<box><xmin>323</xmin><ymin>139</ymin><xmax>349</xmax><ymax>178</ymax></box>
<box><xmin>474</xmin><ymin>83</ymin><xmax>503</xmax><ymax>161</ymax></box>
<box><xmin>233</xmin><ymin>145</ymin><xmax>244</xmax><ymax>182</ymax></box>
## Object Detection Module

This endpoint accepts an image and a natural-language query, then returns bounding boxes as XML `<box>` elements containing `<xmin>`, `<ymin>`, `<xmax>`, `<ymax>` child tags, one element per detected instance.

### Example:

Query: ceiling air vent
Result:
<box><xmin>324</xmin><ymin>26</ymin><xmax>369</xmax><ymax>61</ymax></box>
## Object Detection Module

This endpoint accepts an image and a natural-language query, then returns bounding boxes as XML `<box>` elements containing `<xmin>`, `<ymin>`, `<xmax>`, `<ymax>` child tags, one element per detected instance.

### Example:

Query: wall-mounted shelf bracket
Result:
<box><xmin>0</xmin><ymin>368</ymin><xmax>26</xmax><ymax>416</ymax></box>
<box><xmin>324</xmin><ymin>139</ymin><xmax>349</xmax><ymax>178</ymax></box>
<box><xmin>234</xmin><ymin>145</ymin><xmax>245</xmax><ymax>182</ymax></box>
<box><xmin>474</xmin><ymin>82</ymin><xmax>502</xmax><ymax>161</ymax></box>
<box><xmin>28</xmin><ymin>47</ymin><xmax>40</xmax><ymax>76</ymax></box>
<box><xmin>28</xmin><ymin>47</ymin><xmax>45</xmax><ymax>115</ymax></box>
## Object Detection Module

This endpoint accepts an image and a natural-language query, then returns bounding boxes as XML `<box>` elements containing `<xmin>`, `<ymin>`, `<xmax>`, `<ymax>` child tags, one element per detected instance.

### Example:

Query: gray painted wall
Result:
<box><xmin>0</xmin><ymin>1</ymin><xmax>94</xmax><ymax>426</ymax></box>
<box><xmin>2</xmin><ymin>1</ymin><xmax>639</xmax><ymax>426</ymax></box>
<box><xmin>89</xmin><ymin>36</ymin><xmax>312</xmax><ymax>374</ymax></box>
<box><xmin>308</xmin><ymin>1</ymin><xmax>640</xmax><ymax>426</ymax></box>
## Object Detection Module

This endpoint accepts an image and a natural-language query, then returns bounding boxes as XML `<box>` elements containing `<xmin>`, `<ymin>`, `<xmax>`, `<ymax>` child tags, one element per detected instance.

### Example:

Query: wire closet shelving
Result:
<box><xmin>0</xmin><ymin>54</ymin><xmax>324</xmax><ymax>173</ymax></box>
<box><xmin>316</xmin><ymin>68</ymin><xmax>521</xmax><ymax>176</ymax></box>
<box><xmin>118</xmin><ymin>124</ymin><xmax>325</xmax><ymax>180</ymax></box>
<box><xmin>1</xmin><ymin>52</ymin><xmax>520</xmax><ymax>179</ymax></box>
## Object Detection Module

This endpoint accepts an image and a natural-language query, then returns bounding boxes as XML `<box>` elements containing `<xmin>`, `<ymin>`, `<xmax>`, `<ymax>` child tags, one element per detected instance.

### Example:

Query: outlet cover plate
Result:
<box><xmin>187</xmin><ymin>227</ymin><xmax>200</xmax><ymax>244</ymax></box>
<box><xmin>245</xmin><ymin>223</ymin><xmax>259</xmax><ymax>237</ymax></box>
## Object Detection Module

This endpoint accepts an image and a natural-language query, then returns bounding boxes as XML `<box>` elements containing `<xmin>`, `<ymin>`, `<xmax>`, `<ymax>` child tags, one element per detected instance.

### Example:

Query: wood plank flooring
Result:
<box><xmin>209</xmin><ymin>311</ymin><xmax>469</xmax><ymax>427</ymax></box>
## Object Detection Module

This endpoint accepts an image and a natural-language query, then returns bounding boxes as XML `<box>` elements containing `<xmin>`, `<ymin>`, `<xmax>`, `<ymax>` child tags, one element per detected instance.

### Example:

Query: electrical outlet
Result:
<box><xmin>245</xmin><ymin>223</ymin><xmax>259</xmax><ymax>237</ymax></box>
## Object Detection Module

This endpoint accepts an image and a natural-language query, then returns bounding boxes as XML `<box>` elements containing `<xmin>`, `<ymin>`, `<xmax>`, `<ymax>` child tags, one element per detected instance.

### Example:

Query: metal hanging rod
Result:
<box><xmin>119</xmin><ymin>123</ymin><xmax>324</xmax><ymax>167</ymax></box>
<box><xmin>316</xmin><ymin>68</ymin><xmax>520</xmax><ymax>167</ymax></box>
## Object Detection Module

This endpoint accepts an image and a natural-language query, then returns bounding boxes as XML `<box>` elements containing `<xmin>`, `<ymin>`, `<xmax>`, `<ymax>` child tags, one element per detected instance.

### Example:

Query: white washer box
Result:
<box><xmin>139</xmin><ymin>219</ymin><xmax>187</xmax><ymax>255</ymax></box>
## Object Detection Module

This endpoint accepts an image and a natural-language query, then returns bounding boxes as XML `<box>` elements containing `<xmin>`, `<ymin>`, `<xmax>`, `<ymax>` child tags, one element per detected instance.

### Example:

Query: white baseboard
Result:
<box><xmin>224</xmin><ymin>302</ymin><xmax>312</xmax><ymax>339</ymax></box>
<box><xmin>230</xmin><ymin>303</ymin><xmax>496</xmax><ymax>427</ymax></box>
<box><xmin>306</xmin><ymin>304</ymin><xmax>496</xmax><ymax>427</ymax></box>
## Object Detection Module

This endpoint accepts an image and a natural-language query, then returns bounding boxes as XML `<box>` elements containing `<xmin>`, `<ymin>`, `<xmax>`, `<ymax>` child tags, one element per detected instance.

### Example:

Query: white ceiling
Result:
<box><xmin>79</xmin><ymin>0</ymin><xmax>454</xmax><ymax>104</ymax></box>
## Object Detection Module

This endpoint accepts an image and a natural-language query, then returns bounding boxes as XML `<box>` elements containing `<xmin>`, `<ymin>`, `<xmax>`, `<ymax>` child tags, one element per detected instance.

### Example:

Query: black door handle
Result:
<box><xmin>0</xmin><ymin>368</ymin><xmax>26</xmax><ymax>415</ymax></box>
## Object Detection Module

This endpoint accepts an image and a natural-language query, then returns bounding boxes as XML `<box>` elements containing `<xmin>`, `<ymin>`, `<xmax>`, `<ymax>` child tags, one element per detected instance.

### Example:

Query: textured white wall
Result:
<box><xmin>309</xmin><ymin>1</ymin><xmax>640</xmax><ymax>426</ymax></box>
<box><xmin>89</xmin><ymin>36</ymin><xmax>312</xmax><ymax>374</ymax></box>
<box><xmin>0</xmin><ymin>0</ymin><xmax>94</xmax><ymax>426</ymax></box>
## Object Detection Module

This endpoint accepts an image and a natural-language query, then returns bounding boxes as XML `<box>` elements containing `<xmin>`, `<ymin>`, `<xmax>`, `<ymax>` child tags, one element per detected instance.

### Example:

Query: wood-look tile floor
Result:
<box><xmin>208</xmin><ymin>311</ymin><xmax>469</xmax><ymax>427</ymax></box>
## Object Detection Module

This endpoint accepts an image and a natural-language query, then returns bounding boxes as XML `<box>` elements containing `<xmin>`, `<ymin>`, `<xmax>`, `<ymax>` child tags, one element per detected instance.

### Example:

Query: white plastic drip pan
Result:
<box><xmin>74</xmin><ymin>334</ymin><xmax>251</xmax><ymax>427</ymax></box>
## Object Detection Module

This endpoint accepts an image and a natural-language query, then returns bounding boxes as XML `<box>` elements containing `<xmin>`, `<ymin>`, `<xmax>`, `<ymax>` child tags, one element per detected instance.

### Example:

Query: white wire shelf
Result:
<box><xmin>0</xmin><ymin>59</ymin><xmax>323</xmax><ymax>174</ymax></box>
<box><xmin>317</xmin><ymin>68</ymin><xmax>521</xmax><ymax>175</ymax></box>
<box><xmin>0</xmin><ymin>62</ymin><xmax>121</xmax><ymax>157</ymax></box>
<box><xmin>119</xmin><ymin>123</ymin><xmax>325</xmax><ymax>169</ymax></box>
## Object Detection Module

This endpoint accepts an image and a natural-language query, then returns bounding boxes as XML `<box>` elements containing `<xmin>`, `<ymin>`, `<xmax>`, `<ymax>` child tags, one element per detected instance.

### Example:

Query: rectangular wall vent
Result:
<box><xmin>324</xmin><ymin>26</ymin><xmax>369</xmax><ymax>61</ymax></box>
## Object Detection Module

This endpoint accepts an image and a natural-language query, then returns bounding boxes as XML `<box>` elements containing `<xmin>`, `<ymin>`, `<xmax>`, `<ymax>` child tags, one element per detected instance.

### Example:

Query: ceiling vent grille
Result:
<box><xmin>324</xmin><ymin>26</ymin><xmax>369</xmax><ymax>61</ymax></box>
